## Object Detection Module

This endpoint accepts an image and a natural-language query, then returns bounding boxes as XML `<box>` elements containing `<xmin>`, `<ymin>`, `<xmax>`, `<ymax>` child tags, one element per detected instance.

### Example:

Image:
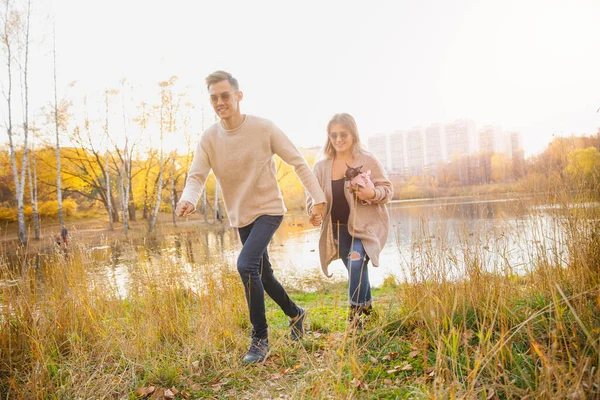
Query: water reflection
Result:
<box><xmin>2</xmin><ymin>197</ymin><xmax>590</xmax><ymax>299</ymax></box>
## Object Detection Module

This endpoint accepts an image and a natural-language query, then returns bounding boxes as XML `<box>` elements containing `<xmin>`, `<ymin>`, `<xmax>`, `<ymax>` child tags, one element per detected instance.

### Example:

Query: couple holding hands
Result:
<box><xmin>175</xmin><ymin>71</ymin><xmax>393</xmax><ymax>363</ymax></box>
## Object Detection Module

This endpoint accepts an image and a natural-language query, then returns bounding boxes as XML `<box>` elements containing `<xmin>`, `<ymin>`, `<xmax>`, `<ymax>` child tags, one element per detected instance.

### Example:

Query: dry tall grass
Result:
<box><xmin>0</xmin><ymin>188</ymin><xmax>599</xmax><ymax>399</ymax></box>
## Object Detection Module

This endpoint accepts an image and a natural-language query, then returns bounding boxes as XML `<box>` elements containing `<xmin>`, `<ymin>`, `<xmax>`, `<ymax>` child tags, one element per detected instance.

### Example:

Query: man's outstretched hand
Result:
<box><xmin>176</xmin><ymin>200</ymin><xmax>195</xmax><ymax>217</ymax></box>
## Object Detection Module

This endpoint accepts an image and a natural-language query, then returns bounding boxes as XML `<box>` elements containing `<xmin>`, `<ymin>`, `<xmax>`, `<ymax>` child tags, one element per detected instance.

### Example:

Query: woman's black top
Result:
<box><xmin>331</xmin><ymin>178</ymin><xmax>350</xmax><ymax>224</ymax></box>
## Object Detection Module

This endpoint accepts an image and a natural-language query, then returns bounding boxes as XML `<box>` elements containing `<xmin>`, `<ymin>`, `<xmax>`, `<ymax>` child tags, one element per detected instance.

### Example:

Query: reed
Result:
<box><xmin>0</xmin><ymin>186</ymin><xmax>598</xmax><ymax>399</ymax></box>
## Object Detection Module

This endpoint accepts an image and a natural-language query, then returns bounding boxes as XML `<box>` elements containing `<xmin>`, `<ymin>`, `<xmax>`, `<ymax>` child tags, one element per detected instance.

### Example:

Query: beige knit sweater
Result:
<box><xmin>179</xmin><ymin>115</ymin><xmax>327</xmax><ymax>228</ymax></box>
<box><xmin>307</xmin><ymin>151</ymin><xmax>393</xmax><ymax>277</ymax></box>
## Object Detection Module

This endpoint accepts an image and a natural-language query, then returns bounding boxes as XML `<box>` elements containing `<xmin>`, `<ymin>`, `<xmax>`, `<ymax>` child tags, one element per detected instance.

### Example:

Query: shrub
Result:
<box><xmin>38</xmin><ymin>199</ymin><xmax>78</xmax><ymax>218</ymax></box>
<box><xmin>0</xmin><ymin>206</ymin><xmax>16</xmax><ymax>222</ymax></box>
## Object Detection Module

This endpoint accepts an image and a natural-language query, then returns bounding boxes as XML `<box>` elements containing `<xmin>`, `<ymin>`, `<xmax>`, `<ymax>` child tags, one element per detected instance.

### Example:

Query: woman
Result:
<box><xmin>307</xmin><ymin>113</ymin><xmax>393</xmax><ymax>329</ymax></box>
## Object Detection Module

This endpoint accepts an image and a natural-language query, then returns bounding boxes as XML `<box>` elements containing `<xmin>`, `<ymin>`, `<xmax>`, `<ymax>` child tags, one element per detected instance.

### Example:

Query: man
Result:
<box><xmin>176</xmin><ymin>71</ymin><xmax>326</xmax><ymax>363</ymax></box>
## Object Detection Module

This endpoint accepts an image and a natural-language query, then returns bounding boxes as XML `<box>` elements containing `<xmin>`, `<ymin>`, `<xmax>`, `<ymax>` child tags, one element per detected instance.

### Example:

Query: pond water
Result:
<box><xmin>2</xmin><ymin>196</ymin><xmax>591</xmax><ymax>298</ymax></box>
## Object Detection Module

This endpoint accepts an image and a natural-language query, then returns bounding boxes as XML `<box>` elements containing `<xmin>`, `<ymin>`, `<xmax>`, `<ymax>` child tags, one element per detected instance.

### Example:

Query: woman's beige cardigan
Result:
<box><xmin>307</xmin><ymin>151</ymin><xmax>394</xmax><ymax>277</ymax></box>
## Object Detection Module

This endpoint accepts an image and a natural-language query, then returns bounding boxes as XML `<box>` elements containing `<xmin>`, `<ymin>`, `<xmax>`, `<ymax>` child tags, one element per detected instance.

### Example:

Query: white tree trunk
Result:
<box><xmin>214</xmin><ymin>181</ymin><xmax>222</xmax><ymax>222</ymax></box>
<box><xmin>104</xmin><ymin>90</ymin><xmax>114</xmax><ymax>230</ymax></box>
<box><xmin>53</xmin><ymin>26</ymin><xmax>64</xmax><ymax>230</ymax></box>
<box><xmin>122</xmin><ymin>137</ymin><xmax>130</xmax><ymax>236</ymax></box>
<box><xmin>202</xmin><ymin>187</ymin><xmax>207</xmax><ymax>222</ymax></box>
<box><xmin>27</xmin><ymin>144</ymin><xmax>39</xmax><ymax>240</ymax></box>
<box><xmin>3</xmin><ymin>0</ymin><xmax>29</xmax><ymax>245</ymax></box>
<box><xmin>121</xmin><ymin>83</ymin><xmax>130</xmax><ymax>236</ymax></box>
<box><xmin>149</xmin><ymin>107</ymin><xmax>164</xmax><ymax>233</ymax></box>
<box><xmin>171</xmin><ymin>155</ymin><xmax>177</xmax><ymax>227</ymax></box>
<box><xmin>23</xmin><ymin>0</ymin><xmax>36</xmax><ymax>240</ymax></box>
<box><xmin>106</xmin><ymin>149</ymin><xmax>113</xmax><ymax>230</ymax></box>
<box><xmin>149</xmin><ymin>155</ymin><xmax>163</xmax><ymax>233</ymax></box>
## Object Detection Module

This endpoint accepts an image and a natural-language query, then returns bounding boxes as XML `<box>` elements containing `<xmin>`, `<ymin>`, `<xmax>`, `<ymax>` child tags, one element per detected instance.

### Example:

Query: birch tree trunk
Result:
<box><xmin>3</xmin><ymin>0</ymin><xmax>29</xmax><ymax>245</ymax></box>
<box><xmin>27</xmin><ymin>143</ymin><xmax>39</xmax><ymax>239</ymax></box>
<box><xmin>214</xmin><ymin>180</ymin><xmax>222</xmax><ymax>222</ymax></box>
<box><xmin>170</xmin><ymin>154</ymin><xmax>177</xmax><ymax>227</ymax></box>
<box><xmin>105</xmin><ymin>148</ymin><xmax>113</xmax><ymax>230</ymax></box>
<box><xmin>148</xmin><ymin>104</ymin><xmax>164</xmax><ymax>233</ymax></box>
<box><xmin>122</xmin><ymin>137</ymin><xmax>130</xmax><ymax>236</ymax></box>
<box><xmin>104</xmin><ymin>90</ymin><xmax>114</xmax><ymax>229</ymax></box>
<box><xmin>202</xmin><ymin>187</ymin><xmax>207</xmax><ymax>222</ymax></box>
<box><xmin>120</xmin><ymin>80</ymin><xmax>130</xmax><ymax>235</ymax></box>
<box><xmin>53</xmin><ymin>26</ymin><xmax>64</xmax><ymax>230</ymax></box>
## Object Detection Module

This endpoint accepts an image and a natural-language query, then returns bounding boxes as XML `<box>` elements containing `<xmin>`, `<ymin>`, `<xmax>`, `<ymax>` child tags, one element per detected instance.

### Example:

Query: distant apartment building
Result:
<box><xmin>445</xmin><ymin>119</ymin><xmax>477</xmax><ymax>158</ymax></box>
<box><xmin>367</xmin><ymin>120</ymin><xmax>522</xmax><ymax>179</ymax></box>
<box><xmin>424</xmin><ymin>123</ymin><xmax>445</xmax><ymax>172</ymax></box>
<box><xmin>478</xmin><ymin>125</ymin><xmax>508</xmax><ymax>154</ymax></box>
<box><xmin>367</xmin><ymin>133</ymin><xmax>390</xmax><ymax>171</ymax></box>
<box><xmin>405</xmin><ymin>127</ymin><xmax>424</xmax><ymax>176</ymax></box>
<box><xmin>389</xmin><ymin>130</ymin><xmax>406</xmax><ymax>174</ymax></box>
<box><xmin>507</xmin><ymin>131</ymin><xmax>523</xmax><ymax>158</ymax></box>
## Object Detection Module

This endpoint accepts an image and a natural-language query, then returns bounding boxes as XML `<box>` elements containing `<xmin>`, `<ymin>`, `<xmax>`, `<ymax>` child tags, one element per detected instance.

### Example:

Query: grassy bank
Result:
<box><xmin>1</xmin><ymin>194</ymin><xmax>599</xmax><ymax>399</ymax></box>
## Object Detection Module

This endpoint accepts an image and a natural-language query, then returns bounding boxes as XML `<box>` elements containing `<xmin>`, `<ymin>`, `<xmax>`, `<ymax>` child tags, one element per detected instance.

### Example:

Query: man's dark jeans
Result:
<box><xmin>237</xmin><ymin>215</ymin><xmax>300</xmax><ymax>340</ymax></box>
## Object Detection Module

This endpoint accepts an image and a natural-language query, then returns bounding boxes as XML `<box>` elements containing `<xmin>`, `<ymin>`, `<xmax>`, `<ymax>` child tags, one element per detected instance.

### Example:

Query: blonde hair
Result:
<box><xmin>322</xmin><ymin>113</ymin><xmax>364</xmax><ymax>159</ymax></box>
<box><xmin>205</xmin><ymin>70</ymin><xmax>239</xmax><ymax>91</ymax></box>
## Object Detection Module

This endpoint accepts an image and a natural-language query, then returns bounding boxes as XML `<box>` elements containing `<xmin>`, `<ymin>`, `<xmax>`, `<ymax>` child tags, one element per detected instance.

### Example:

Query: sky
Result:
<box><xmin>7</xmin><ymin>0</ymin><xmax>600</xmax><ymax>156</ymax></box>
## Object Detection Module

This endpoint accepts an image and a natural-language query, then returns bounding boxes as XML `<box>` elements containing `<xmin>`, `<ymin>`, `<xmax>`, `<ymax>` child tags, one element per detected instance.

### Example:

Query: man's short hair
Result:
<box><xmin>205</xmin><ymin>70</ymin><xmax>239</xmax><ymax>91</ymax></box>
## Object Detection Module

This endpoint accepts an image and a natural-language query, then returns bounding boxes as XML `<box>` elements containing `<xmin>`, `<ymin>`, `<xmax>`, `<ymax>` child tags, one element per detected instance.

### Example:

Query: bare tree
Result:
<box><xmin>19</xmin><ymin>0</ymin><xmax>36</xmax><ymax>239</ymax></box>
<box><xmin>214</xmin><ymin>180</ymin><xmax>222</xmax><ymax>222</ymax></box>
<box><xmin>52</xmin><ymin>24</ymin><xmax>64</xmax><ymax>230</ymax></box>
<box><xmin>119</xmin><ymin>79</ymin><xmax>130</xmax><ymax>236</ymax></box>
<box><xmin>2</xmin><ymin>0</ymin><xmax>30</xmax><ymax>245</ymax></box>
<box><xmin>26</xmin><ymin>137</ymin><xmax>39</xmax><ymax>239</ymax></box>
<box><xmin>103</xmin><ymin>89</ymin><xmax>118</xmax><ymax>230</ymax></box>
<box><xmin>148</xmin><ymin>102</ymin><xmax>163</xmax><ymax>233</ymax></box>
<box><xmin>170</xmin><ymin>152</ymin><xmax>177</xmax><ymax>226</ymax></box>
<box><xmin>61</xmin><ymin>118</ymin><xmax>119</xmax><ymax>222</ymax></box>
<box><xmin>134</xmin><ymin>101</ymin><xmax>153</xmax><ymax>220</ymax></box>
<box><xmin>149</xmin><ymin>76</ymin><xmax>178</xmax><ymax>232</ymax></box>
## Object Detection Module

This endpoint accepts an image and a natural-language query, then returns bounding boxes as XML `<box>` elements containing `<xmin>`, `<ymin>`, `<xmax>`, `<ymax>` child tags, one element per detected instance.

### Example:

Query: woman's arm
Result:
<box><xmin>366</xmin><ymin>153</ymin><xmax>394</xmax><ymax>204</ymax></box>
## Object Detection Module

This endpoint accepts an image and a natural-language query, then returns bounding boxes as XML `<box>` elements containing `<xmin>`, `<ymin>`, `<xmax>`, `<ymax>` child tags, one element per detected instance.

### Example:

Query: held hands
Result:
<box><xmin>310</xmin><ymin>203</ymin><xmax>326</xmax><ymax>227</ymax></box>
<box><xmin>175</xmin><ymin>200</ymin><xmax>195</xmax><ymax>217</ymax></box>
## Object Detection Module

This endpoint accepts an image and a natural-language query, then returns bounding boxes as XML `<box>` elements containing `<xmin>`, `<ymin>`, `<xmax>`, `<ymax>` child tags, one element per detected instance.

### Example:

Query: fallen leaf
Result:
<box><xmin>408</xmin><ymin>350</ymin><xmax>419</xmax><ymax>358</ymax></box>
<box><xmin>382</xmin><ymin>352</ymin><xmax>399</xmax><ymax>361</ymax></box>
<box><xmin>387</xmin><ymin>368</ymin><xmax>399</xmax><ymax>375</ymax></box>
<box><xmin>190</xmin><ymin>383</ymin><xmax>202</xmax><ymax>391</ymax></box>
<box><xmin>135</xmin><ymin>386</ymin><xmax>156</xmax><ymax>398</ymax></box>
<box><xmin>191</xmin><ymin>361</ymin><xmax>200</xmax><ymax>370</ymax></box>
<box><xmin>150</xmin><ymin>388</ymin><xmax>165</xmax><ymax>399</ymax></box>
<box><xmin>180</xmin><ymin>390</ymin><xmax>190</xmax><ymax>399</ymax></box>
<box><xmin>351</xmin><ymin>378</ymin><xmax>368</xmax><ymax>390</ymax></box>
<box><xmin>383</xmin><ymin>379</ymin><xmax>393</xmax><ymax>385</ymax></box>
<box><xmin>486</xmin><ymin>388</ymin><xmax>496</xmax><ymax>400</ymax></box>
<box><xmin>369</xmin><ymin>356</ymin><xmax>378</xmax><ymax>364</ymax></box>
<box><xmin>164</xmin><ymin>388</ymin><xmax>175</xmax><ymax>399</ymax></box>
<box><xmin>402</xmin><ymin>363</ymin><xmax>413</xmax><ymax>371</ymax></box>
